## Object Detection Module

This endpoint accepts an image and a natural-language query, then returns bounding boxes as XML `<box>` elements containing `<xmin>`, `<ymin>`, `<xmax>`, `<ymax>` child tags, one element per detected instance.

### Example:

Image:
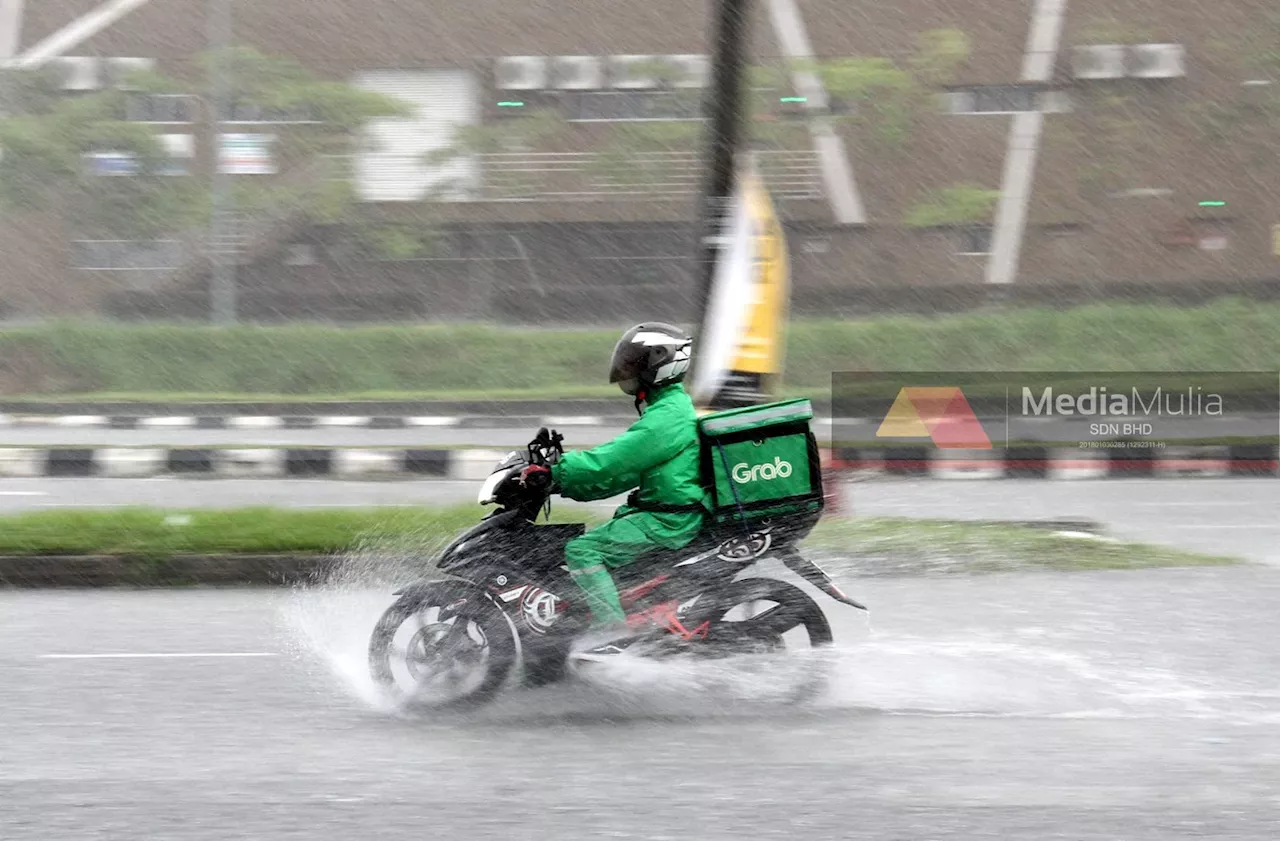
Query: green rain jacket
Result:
<box><xmin>550</xmin><ymin>382</ymin><xmax>709</xmax><ymax>548</ymax></box>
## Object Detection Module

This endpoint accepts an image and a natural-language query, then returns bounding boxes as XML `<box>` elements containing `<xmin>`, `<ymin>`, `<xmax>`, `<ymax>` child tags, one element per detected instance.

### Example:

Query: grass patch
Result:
<box><xmin>2</xmin><ymin>300</ymin><xmax>1277</xmax><ymax>399</ymax></box>
<box><xmin>0</xmin><ymin>508</ymin><xmax>1239</xmax><ymax>574</ymax></box>
<box><xmin>805</xmin><ymin>517</ymin><xmax>1239</xmax><ymax>574</ymax></box>
<box><xmin>0</xmin><ymin>507</ymin><xmax>475</xmax><ymax>558</ymax></box>
<box><xmin>0</xmin><ymin>506</ymin><xmax>599</xmax><ymax>559</ymax></box>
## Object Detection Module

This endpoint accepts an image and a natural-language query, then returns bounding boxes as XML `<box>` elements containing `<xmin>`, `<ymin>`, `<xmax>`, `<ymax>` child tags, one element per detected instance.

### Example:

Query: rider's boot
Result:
<box><xmin>569</xmin><ymin>620</ymin><xmax>644</xmax><ymax>662</ymax></box>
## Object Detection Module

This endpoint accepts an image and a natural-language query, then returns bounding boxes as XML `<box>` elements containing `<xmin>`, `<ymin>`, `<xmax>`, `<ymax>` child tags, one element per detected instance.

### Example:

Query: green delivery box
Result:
<box><xmin>697</xmin><ymin>399</ymin><xmax>824</xmax><ymax>526</ymax></box>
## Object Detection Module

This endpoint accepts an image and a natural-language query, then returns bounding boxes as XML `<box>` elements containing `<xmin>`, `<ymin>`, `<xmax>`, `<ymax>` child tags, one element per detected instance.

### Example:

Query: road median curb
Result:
<box><xmin>0</xmin><ymin>554</ymin><xmax>339</xmax><ymax>587</ymax></box>
<box><xmin>0</xmin><ymin>406</ymin><xmax>641</xmax><ymax>426</ymax></box>
<box><xmin>0</xmin><ymin>446</ymin><xmax>1274</xmax><ymax>480</ymax></box>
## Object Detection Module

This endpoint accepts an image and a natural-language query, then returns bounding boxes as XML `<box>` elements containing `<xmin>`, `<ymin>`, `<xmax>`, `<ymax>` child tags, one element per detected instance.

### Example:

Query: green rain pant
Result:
<box><xmin>564</xmin><ymin>511</ymin><xmax>703</xmax><ymax>626</ymax></box>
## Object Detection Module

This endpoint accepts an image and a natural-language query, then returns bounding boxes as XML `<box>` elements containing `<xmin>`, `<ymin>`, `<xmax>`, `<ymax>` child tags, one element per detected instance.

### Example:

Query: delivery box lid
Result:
<box><xmin>697</xmin><ymin>398</ymin><xmax>814</xmax><ymax>437</ymax></box>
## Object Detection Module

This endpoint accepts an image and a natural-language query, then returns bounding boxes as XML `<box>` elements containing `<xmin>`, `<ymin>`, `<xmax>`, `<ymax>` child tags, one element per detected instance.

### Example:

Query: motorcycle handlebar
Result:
<box><xmin>528</xmin><ymin>427</ymin><xmax>564</xmax><ymax>467</ymax></box>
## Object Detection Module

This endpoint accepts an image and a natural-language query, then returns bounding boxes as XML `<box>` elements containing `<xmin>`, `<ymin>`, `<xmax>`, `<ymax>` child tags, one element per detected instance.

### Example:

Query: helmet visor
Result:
<box><xmin>616</xmin><ymin>376</ymin><xmax>641</xmax><ymax>396</ymax></box>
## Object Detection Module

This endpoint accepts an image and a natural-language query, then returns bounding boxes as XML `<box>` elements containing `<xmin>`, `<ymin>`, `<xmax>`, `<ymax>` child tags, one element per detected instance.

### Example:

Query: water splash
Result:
<box><xmin>814</xmin><ymin>630</ymin><xmax>1280</xmax><ymax>722</ymax></box>
<box><xmin>277</xmin><ymin>532</ymin><xmax>447</xmax><ymax>713</ymax></box>
<box><xmin>278</xmin><ymin>547</ymin><xmax>1280</xmax><ymax>725</ymax></box>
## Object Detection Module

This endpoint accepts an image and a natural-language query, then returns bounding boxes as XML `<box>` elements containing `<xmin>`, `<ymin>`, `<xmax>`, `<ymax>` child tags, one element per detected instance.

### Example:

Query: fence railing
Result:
<box><xmin>329</xmin><ymin>150</ymin><xmax>824</xmax><ymax>202</ymax></box>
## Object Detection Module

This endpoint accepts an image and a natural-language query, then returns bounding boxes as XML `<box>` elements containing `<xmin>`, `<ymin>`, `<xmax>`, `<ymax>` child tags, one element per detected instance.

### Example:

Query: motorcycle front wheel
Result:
<box><xmin>368</xmin><ymin>589</ymin><xmax>517</xmax><ymax>711</ymax></box>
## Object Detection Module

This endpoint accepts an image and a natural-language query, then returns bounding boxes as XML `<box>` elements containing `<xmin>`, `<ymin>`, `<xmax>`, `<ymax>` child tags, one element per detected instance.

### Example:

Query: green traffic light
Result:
<box><xmin>497</xmin><ymin>101</ymin><xmax>525</xmax><ymax>107</ymax></box>
<box><xmin>780</xmin><ymin>96</ymin><xmax>807</xmax><ymax>103</ymax></box>
<box><xmin>1198</xmin><ymin>201</ymin><xmax>1227</xmax><ymax>207</ymax></box>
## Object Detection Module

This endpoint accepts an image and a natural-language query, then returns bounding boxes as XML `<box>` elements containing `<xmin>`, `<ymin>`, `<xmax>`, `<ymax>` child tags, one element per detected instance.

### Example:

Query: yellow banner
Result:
<box><xmin>731</xmin><ymin>169</ymin><xmax>789</xmax><ymax>379</ymax></box>
<box><xmin>691</xmin><ymin>156</ymin><xmax>791</xmax><ymax>410</ymax></box>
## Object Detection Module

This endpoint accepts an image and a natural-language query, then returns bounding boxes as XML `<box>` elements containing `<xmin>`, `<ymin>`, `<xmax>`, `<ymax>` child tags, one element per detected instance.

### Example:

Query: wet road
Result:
<box><xmin>3</xmin><ymin>564</ymin><xmax>1279</xmax><ymax>840</ymax></box>
<box><xmin>0</xmin><ymin>476</ymin><xmax>1276</xmax><ymax>565</ymax></box>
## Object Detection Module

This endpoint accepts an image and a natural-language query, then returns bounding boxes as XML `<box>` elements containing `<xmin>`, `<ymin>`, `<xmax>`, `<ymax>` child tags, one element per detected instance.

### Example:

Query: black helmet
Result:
<box><xmin>608</xmin><ymin>322</ymin><xmax>692</xmax><ymax>396</ymax></box>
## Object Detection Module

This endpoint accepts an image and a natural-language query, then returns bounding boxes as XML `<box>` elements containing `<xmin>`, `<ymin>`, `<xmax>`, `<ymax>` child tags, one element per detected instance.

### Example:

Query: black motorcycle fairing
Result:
<box><xmin>392</xmin><ymin>520</ymin><xmax>589</xmax><ymax>654</ymax></box>
<box><xmin>436</xmin><ymin>515</ymin><xmax>587</xmax><ymax>576</ymax></box>
<box><xmin>391</xmin><ymin>578</ymin><xmax>498</xmax><ymax>612</ymax></box>
<box><xmin>435</xmin><ymin>508</ymin><xmax>524</xmax><ymax>570</ymax></box>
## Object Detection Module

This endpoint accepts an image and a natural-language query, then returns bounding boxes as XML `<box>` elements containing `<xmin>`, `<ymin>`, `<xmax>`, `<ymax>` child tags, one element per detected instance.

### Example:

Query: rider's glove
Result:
<box><xmin>519</xmin><ymin>464</ymin><xmax>553</xmax><ymax>490</ymax></box>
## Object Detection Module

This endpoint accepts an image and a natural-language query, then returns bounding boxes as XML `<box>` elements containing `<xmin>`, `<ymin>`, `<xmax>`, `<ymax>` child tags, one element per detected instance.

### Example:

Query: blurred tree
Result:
<box><xmin>0</xmin><ymin>83</ymin><xmax>205</xmax><ymax>237</ymax></box>
<box><xmin>431</xmin><ymin>109</ymin><xmax>567</xmax><ymax>158</ymax></box>
<box><xmin>904</xmin><ymin>183</ymin><xmax>1001</xmax><ymax>227</ymax></box>
<box><xmin>774</xmin><ymin>30</ymin><xmax>971</xmax><ymax>149</ymax></box>
<box><xmin>0</xmin><ymin>64</ymin><xmax>65</xmax><ymax>116</ymax></box>
<box><xmin>0</xmin><ymin>48</ymin><xmax>406</xmax><ymax>239</ymax></box>
<box><xmin>353</xmin><ymin>222</ymin><xmax>444</xmax><ymax>261</ymax></box>
<box><xmin>1077</xmin><ymin>16</ymin><xmax>1155</xmax><ymax>45</ymax></box>
<box><xmin>1071</xmin><ymin>92</ymin><xmax>1155</xmax><ymax>198</ymax></box>
<box><xmin>806</xmin><ymin>57</ymin><xmax>919</xmax><ymax>145</ymax></box>
<box><xmin>910</xmin><ymin>28</ymin><xmax>974</xmax><ymax>86</ymax></box>
<box><xmin>586</xmin><ymin>121</ymin><xmax>703</xmax><ymax>190</ymax></box>
<box><xmin>1200</xmin><ymin>16</ymin><xmax>1280</xmax><ymax>147</ymax></box>
<box><xmin>424</xmin><ymin>108</ymin><xmax>568</xmax><ymax>198</ymax></box>
<box><xmin>747</xmin><ymin>115</ymin><xmax>811</xmax><ymax>149</ymax></box>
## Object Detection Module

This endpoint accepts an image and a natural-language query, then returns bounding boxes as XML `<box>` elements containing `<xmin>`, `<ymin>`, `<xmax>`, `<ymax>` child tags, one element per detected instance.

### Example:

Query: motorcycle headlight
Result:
<box><xmin>477</xmin><ymin>468</ymin><xmax>512</xmax><ymax>505</ymax></box>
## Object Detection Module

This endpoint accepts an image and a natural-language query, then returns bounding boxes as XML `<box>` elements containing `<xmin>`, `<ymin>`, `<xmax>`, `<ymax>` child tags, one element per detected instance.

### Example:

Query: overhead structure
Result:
<box><xmin>986</xmin><ymin>0</ymin><xmax>1069</xmax><ymax>287</ymax></box>
<box><xmin>11</xmin><ymin>0</ymin><xmax>155</xmax><ymax>68</ymax></box>
<box><xmin>765</xmin><ymin>0</ymin><xmax>865</xmax><ymax>225</ymax></box>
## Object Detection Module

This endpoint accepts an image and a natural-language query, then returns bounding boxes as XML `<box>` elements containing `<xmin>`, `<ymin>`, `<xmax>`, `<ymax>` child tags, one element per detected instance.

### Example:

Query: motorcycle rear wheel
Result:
<box><xmin>690</xmin><ymin>577</ymin><xmax>834</xmax><ymax>702</ymax></box>
<box><xmin>700</xmin><ymin>578</ymin><xmax>833</xmax><ymax>649</ymax></box>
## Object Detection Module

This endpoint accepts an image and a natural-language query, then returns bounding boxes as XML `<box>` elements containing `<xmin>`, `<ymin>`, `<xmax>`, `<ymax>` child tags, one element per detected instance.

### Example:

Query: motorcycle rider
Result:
<box><xmin>520</xmin><ymin>322</ymin><xmax>709</xmax><ymax>660</ymax></box>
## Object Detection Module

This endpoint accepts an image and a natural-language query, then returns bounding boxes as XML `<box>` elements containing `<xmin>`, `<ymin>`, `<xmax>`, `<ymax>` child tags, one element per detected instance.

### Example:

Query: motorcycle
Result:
<box><xmin>367</xmin><ymin>427</ymin><xmax>865</xmax><ymax>709</ymax></box>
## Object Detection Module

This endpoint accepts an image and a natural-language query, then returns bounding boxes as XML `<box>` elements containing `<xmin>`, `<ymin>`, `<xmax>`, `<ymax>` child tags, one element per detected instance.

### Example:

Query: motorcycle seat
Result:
<box><xmin>623</xmin><ymin>529</ymin><xmax>730</xmax><ymax>572</ymax></box>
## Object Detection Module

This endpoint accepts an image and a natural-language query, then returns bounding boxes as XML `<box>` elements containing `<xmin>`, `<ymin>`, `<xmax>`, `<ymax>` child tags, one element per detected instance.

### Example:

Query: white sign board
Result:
<box><xmin>218</xmin><ymin>133</ymin><xmax>276</xmax><ymax>175</ymax></box>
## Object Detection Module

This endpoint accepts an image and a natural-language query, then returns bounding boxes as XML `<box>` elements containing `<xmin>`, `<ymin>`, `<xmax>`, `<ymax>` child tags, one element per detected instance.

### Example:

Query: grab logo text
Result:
<box><xmin>732</xmin><ymin>457</ymin><xmax>793</xmax><ymax>483</ymax></box>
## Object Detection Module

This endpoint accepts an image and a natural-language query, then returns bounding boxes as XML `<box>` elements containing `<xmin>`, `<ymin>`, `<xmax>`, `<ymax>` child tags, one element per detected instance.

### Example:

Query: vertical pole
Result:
<box><xmin>207</xmin><ymin>0</ymin><xmax>236</xmax><ymax>324</ymax></box>
<box><xmin>692</xmin><ymin>0</ymin><xmax>751</xmax><ymax>337</ymax></box>
<box><xmin>0</xmin><ymin>0</ymin><xmax>24</xmax><ymax>63</ymax></box>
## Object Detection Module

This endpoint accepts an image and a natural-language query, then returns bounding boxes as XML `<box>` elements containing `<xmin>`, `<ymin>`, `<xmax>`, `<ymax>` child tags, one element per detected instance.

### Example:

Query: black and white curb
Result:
<box><xmin>0</xmin><ymin>414</ymin><xmax>624</xmax><ymax>430</ymax></box>
<box><xmin>0</xmin><ymin>445</ymin><xmax>1275</xmax><ymax>479</ymax></box>
<box><xmin>0</xmin><ymin>448</ymin><xmax>506</xmax><ymax>479</ymax></box>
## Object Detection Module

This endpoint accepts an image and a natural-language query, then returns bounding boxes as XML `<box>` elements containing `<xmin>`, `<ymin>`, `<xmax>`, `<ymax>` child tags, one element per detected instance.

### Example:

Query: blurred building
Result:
<box><xmin>1</xmin><ymin>0</ymin><xmax>1278</xmax><ymax>322</ymax></box>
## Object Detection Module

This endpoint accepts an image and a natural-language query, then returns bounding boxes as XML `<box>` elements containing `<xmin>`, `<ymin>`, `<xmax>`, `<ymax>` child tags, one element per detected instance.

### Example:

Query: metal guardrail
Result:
<box><xmin>328</xmin><ymin>150</ymin><xmax>824</xmax><ymax>202</ymax></box>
